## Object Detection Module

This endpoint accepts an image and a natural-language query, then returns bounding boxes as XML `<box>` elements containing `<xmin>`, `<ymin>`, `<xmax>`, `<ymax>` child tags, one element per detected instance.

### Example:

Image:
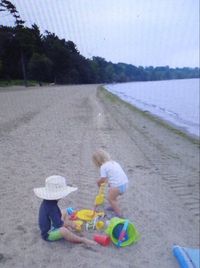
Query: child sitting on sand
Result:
<box><xmin>33</xmin><ymin>175</ymin><xmax>97</xmax><ymax>246</ymax></box>
<box><xmin>92</xmin><ymin>149</ymin><xmax>128</xmax><ymax>218</ymax></box>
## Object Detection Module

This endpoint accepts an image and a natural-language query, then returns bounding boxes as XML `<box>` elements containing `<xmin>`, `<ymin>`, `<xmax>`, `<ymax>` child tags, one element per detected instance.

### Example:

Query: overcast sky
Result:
<box><xmin>1</xmin><ymin>0</ymin><xmax>199</xmax><ymax>67</ymax></box>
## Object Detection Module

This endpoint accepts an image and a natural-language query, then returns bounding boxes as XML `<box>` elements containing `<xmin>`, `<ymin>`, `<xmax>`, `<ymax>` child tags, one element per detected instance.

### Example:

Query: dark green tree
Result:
<box><xmin>42</xmin><ymin>32</ymin><xmax>72</xmax><ymax>83</ymax></box>
<box><xmin>0</xmin><ymin>26</ymin><xmax>20</xmax><ymax>79</ymax></box>
<box><xmin>28</xmin><ymin>53</ymin><xmax>53</xmax><ymax>85</ymax></box>
<box><xmin>0</xmin><ymin>0</ymin><xmax>29</xmax><ymax>85</ymax></box>
<box><xmin>92</xmin><ymin>57</ymin><xmax>108</xmax><ymax>82</ymax></box>
<box><xmin>0</xmin><ymin>0</ymin><xmax>25</xmax><ymax>26</ymax></box>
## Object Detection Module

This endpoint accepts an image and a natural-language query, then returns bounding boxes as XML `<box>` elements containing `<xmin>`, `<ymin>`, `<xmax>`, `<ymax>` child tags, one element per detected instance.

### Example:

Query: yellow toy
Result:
<box><xmin>95</xmin><ymin>220</ymin><xmax>105</xmax><ymax>230</ymax></box>
<box><xmin>90</xmin><ymin>183</ymin><xmax>106</xmax><ymax>218</ymax></box>
<box><xmin>94</xmin><ymin>183</ymin><xmax>106</xmax><ymax>206</ymax></box>
<box><xmin>73</xmin><ymin>220</ymin><xmax>84</xmax><ymax>231</ymax></box>
<box><xmin>76</xmin><ymin>209</ymin><xmax>104</xmax><ymax>221</ymax></box>
<box><xmin>75</xmin><ymin>183</ymin><xmax>106</xmax><ymax>222</ymax></box>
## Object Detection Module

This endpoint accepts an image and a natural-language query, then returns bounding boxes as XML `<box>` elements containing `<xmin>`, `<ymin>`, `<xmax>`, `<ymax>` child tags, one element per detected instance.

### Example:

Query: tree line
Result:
<box><xmin>0</xmin><ymin>1</ymin><xmax>199</xmax><ymax>86</ymax></box>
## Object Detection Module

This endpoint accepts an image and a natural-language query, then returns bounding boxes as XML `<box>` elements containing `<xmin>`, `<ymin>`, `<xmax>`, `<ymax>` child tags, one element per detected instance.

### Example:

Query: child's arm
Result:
<box><xmin>49</xmin><ymin>209</ymin><xmax>64</xmax><ymax>229</ymax></box>
<box><xmin>64</xmin><ymin>219</ymin><xmax>76</xmax><ymax>229</ymax></box>
<box><xmin>97</xmin><ymin>177</ymin><xmax>107</xmax><ymax>187</ymax></box>
<box><xmin>61</xmin><ymin>209</ymin><xmax>76</xmax><ymax>229</ymax></box>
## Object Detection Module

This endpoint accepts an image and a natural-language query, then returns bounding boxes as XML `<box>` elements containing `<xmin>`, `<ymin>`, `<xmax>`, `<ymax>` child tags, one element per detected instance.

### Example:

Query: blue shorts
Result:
<box><xmin>118</xmin><ymin>183</ymin><xmax>128</xmax><ymax>194</ymax></box>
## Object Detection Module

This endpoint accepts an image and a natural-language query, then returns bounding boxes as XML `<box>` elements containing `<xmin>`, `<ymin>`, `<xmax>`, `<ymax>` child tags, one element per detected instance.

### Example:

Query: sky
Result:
<box><xmin>1</xmin><ymin>0</ymin><xmax>199</xmax><ymax>67</ymax></box>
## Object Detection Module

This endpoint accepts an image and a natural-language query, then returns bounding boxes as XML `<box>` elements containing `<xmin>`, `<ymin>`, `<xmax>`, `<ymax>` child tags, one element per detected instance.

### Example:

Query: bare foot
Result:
<box><xmin>83</xmin><ymin>238</ymin><xmax>98</xmax><ymax>246</ymax></box>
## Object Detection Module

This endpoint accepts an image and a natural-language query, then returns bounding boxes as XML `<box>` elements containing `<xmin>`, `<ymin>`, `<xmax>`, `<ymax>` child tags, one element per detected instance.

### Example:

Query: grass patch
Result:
<box><xmin>0</xmin><ymin>80</ymin><xmax>38</xmax><ymax>87</ymax></box>
<box><xmin>97</xmin><ymin>85</ymin><xmax>119</xmax><ymax>103</ymax></box>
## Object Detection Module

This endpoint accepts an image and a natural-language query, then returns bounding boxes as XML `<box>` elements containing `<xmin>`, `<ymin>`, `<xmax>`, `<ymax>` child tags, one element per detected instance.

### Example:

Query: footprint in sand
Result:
<box><xmin>135</xmin><ymin>165</ymin><xmax>150</xmax><ymax>170</ymax></box>
<box><xmin>16</xmin><ymin>225</ymin><xmax>27</xmax><ymax>233</ymax></box>
<box><xmin>0</xmin><ymin>253</ymin><xmax>12</xmax><ymax>264</ymax></box>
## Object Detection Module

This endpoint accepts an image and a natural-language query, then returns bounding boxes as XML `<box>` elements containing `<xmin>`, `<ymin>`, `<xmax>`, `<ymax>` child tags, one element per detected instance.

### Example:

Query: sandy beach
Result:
<box><xmin>0</xmin><ymin>84</ymin><xmax>199</xmax><ymax>268</ymax></box>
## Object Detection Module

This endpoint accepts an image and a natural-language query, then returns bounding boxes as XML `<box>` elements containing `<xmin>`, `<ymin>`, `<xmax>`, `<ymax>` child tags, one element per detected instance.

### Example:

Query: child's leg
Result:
<box><xmin>108</xmin><ymin>187</ymin><xmax>121</xmax><ymax>216</ymax></box>
<box><xmin>59</xmin><ymin>227</ymin><xmax>97</xmax><ymax>246</ymax></box>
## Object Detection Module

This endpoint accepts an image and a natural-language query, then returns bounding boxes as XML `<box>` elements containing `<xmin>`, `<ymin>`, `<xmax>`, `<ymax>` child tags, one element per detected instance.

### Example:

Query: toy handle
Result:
<box><xmin>117</xmin><ymin>220</ymin><xmax>129</xmax><ymax>248</ymax></box>
<box><xmin>94</xmin><ymin>183</ymin><xmax>106</xmax><ymax>206</ymax></box>
<box><xmin>98</xmin><ymin>183</ymin><xmax>106</xmax><ymax>195</ymax></box>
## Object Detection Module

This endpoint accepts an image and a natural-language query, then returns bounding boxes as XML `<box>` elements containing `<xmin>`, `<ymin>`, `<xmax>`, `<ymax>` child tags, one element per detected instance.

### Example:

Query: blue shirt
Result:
<box><xmin>38</xmin><ymin>200</ymin><xmax>64</xmax><ymax>240</ymax></box>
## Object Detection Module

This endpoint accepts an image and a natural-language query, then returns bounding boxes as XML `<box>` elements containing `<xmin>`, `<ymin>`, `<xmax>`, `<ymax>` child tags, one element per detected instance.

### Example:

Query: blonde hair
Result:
<box><xmin>92</xmin><ymin>149</ymin><xmax>111</xmax><ymax>167</ymax></box>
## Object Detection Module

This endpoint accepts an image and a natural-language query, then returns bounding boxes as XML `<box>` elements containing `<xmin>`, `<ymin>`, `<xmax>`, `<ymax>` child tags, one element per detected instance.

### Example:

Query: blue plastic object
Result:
<box><xmin>66</xmin><ymin>207</ymin><xmax>74</xmax><ymax>215</ymax></box>
<box><xmin>113</xmin><ymin>223</ymin><xmax>128</xmax><ymax>241</ymax></box>
<box><xmin>173</xmin><ymin>245</ymin><xmax>200</xmax><ymax>268</ymax></box>
<box><xmin>117</xmin><ymin>220</ymin><xmax>129</xmax><ymax>248</ymax></box>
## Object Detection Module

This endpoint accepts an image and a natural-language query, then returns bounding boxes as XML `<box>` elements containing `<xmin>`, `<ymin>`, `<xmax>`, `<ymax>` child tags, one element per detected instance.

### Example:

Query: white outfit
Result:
<box><xmin>100</xmin><ymin>161</ymin><xmax>128</xmax><ymax>188</ymax></box>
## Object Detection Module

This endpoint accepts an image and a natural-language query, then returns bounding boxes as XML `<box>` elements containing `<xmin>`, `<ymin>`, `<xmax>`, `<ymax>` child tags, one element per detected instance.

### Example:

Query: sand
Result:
<box><xmin>0</xmin><ymin>84</ymin><xmax>199</xmax><ymax>268</ymax></box>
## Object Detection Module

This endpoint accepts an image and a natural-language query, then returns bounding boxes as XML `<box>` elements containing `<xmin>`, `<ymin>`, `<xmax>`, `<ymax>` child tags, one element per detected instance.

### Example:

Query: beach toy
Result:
<box><xmin>105</xmin><ymin>217</ymin><xmax>140</xmax><ymax>247</ymax></box>
<box><xmin>76</xmin><ymin>209</ymin><xmax>104</xmax><ymax>221</ymax></box>
<box><xmin>95</xmin><ymin>194</ymin><xmax>104</xmax><ymax>206</ymax></box>
<box><xmin>113</xmin><ymin>222</ymin><xmax>128</xmax><ymax>243</ymax></box>
<box><xmin>66</xmin><ymin>207</ymin><xmax>74</xmax><ymax>215</ymax></box>
<box><xmin>173</xmin><ymin>245</ymin><xmax>200</xmax><ymax>268</ymax></box>
<box><xmin>116</xmin><ymin>220</ymin><xmax>129</xmax><ymax>247</ymax></box>
<box><xmin>92</xmin><ymin>183</ymin><xmax>106</xmax><ymax>217</ymax></box>
<box><xmin>95</xmin><ymin>220</ymin><xmax>105</xmax><ymax>230</ymax></box>
<box><xmin>93</xmin><ymin>234</ymin><xmax>110</xmax><ymax>246</ymax></box>
<box><xmin>85</xmin><ymin>216</ymin><xmax>98</xmax><ymax>231</ymax></box>
<box><xmin>85</xmin><ymin>216</ymin><xmax>99</xmax><ymax>230</ymax></box>
<box><xmin>85</xmin><ymin>217</ymin><xmax>105</xmax><ymax>230</ymax></box>
<box><xmin>86</xmin><ymin>221</ymin><xmax>95</xmax><ymax>231</ymax></box>
<box><xmin>73</xmin><ymin>220</ymin><xmax>84</xmax><ymax>231</ymax></box>
<box><xmin>95</xmin><ymin>183</ymin><xmax>106</xmax><ymax>205</ymax></box>
<box><xmin>66</xmin><ymin>207</ymin><xmax>77</xmax><ymax>220</ymax></box>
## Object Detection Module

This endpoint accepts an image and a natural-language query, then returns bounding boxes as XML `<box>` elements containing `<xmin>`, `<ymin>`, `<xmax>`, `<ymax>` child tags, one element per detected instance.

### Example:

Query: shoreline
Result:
<box><xmin>101</xmin><ymin>85</ymin><xmax>200</xmax><ymax>144</ymax></box>
<box><xmin>97</xmin><ymin>84</ymin><xmax>199</xmax><ymax>219</ymax></box>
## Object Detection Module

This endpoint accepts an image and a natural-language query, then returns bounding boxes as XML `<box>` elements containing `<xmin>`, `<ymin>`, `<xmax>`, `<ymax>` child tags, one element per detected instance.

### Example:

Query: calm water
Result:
<box><xmin>105</xmin><ymin>79</ymin><xmax>200</xmax><ymax>138</ymax></box>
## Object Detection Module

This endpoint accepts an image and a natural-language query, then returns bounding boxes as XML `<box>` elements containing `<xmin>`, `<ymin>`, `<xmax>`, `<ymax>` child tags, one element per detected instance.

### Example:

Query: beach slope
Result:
<box><xmin>0</xmin><ymin>85</ymin><xmax>199</xmax><ymax>268</ymax></box>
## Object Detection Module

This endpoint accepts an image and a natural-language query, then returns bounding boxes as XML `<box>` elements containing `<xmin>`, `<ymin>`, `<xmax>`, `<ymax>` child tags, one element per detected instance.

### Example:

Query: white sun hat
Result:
<box><xmin>33</xmin><ymin>175</ymin><xmax>77</xmax><ymax>200</ymax></box>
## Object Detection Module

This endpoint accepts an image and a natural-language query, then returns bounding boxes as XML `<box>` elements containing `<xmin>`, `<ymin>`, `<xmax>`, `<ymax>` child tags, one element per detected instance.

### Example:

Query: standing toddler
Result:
<box><xmin>92</xmin><ymin>149</ymin><xmax>128</xmax><ymax>217</ymax></box>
